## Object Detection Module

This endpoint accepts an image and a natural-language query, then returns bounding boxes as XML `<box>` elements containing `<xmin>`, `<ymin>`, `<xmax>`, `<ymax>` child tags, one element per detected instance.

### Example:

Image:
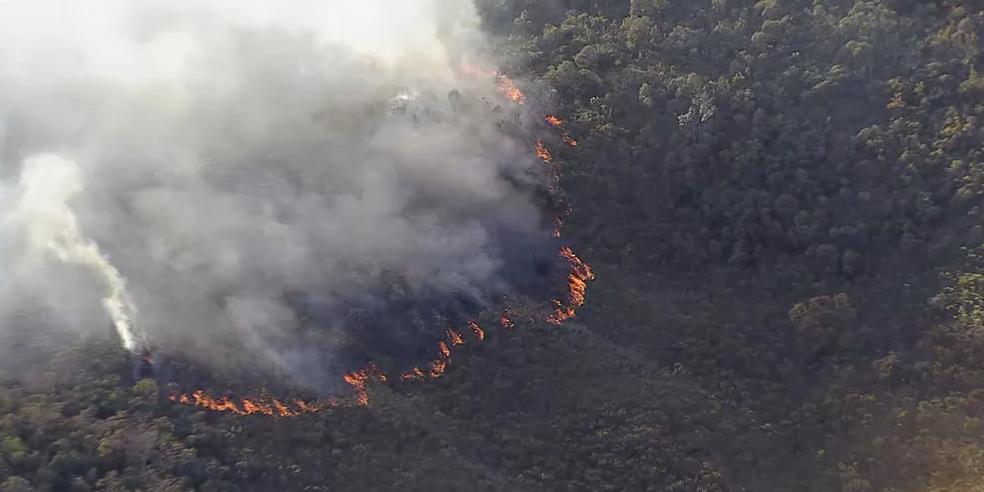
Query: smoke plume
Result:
<box><xmin>0</xmin><ymin>0</ymin><xmax>554</xmax><ymax>388</ymax></box>
<box><xmin>4</xmin><ymin>154</ymin><xmax>142</xmax><ymax>352</ymax></box>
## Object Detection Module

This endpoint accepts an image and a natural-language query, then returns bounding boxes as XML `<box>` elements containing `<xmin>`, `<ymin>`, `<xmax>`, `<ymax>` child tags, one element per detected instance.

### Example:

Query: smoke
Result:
<box><xmin>4</xmin><ymin>154</ymin><xmax>141</xmax><ymax>351</ymax></box>
<box><xmin>0</xmin><ymin>0</ymin><xmax>553</xmax><ymax>386</ymax></box>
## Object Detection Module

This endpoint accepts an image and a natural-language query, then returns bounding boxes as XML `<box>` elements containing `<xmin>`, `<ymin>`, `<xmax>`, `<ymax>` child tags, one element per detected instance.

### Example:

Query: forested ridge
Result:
<box><xmin>3</xmin><ymin>0</ymin><xmax>984</xmax><ymax>490</ymax></box>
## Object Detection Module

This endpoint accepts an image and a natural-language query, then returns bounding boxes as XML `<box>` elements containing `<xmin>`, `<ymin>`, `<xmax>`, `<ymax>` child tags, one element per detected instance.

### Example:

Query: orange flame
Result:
<box><xmin>168</xmin><ymin>390</ymin><xmax>329</xmax><ymax>417</ymax></box>
<box><xmin>460</xmin><ymin>63</ymin><xmax>525</xmax><ymax>105</ymax></box>
<box><xmin>172</xmin><ymin>66</ymin><xmax>595</xmax><ymax>416</ymax></box>
<box><xmin>535</xmin><ymin>141</ymin><xmax>552</xmax><ymax>163</ymax></box>
<box><xmin>401</xmin><ymin>320</ymin><xmax>487</xmax><ymax>383</ymax></box>
<box><xmin>430</xmin><ymin>358</ymin><xmax>449</xmax><ymax>378</ymax></box>
<box><xmin>497</xmin><ymin>76</ymin><xmax>525</xmax><ymax>105</ymax></box>
<box><xmin>545</xmin><ymin>115</ymin><xmax>578</xmax><ymax>147</ymax></box>
<box><xmin>401</xmin><ymin>366</ymin><xmax>426</xmax><ymax>381</ymax></box>
<box><xmin>560</xmin><ymin>246</ymin><xmax>595</xmax><ymax>281</ymax></box>
<box><xmin>425</xmin><ymin>328</ymin><xmax>462</xmax><ymax>379</ymax></box>
<box><xmin>546</xmin><ymin>246</ymin><xmax>596</xmax><ymax>324</ymax></box>
<box><xmin>446</xmin><ymin>329</ymin><xmax>465</xmax><ymax>346</ymax></box>
<box><xmin>467</xmin><ymin>320</ymin><xmax>485</xmax><ymax>341</ymax></box>
<box><xmin>344</xmin><ymin>363</ymin><xmax>388</xmax><ymax>406</ymax></box>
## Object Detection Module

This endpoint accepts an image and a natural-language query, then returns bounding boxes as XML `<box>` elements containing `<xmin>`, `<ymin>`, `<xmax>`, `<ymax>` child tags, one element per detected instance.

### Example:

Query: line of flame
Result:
<box><xmin>535</xmin><ymin>141</ymin><xmax>553</xmax><ymax>163</ymax></box>
<box><xmin>343</xmin><ymin>363</ymin><xmax>388</xmax><ymax>406</ymax></box>
<box><xmin>545</xmin><ymin>115</ymin><xmax>578</xmax><ymax>147</ymax></box>
<box><xmin>170</xmin><ymin>65</ymin><xmax>595</xmax><ymax>416</ymax></box>
<box><xmin>167</xmin><ymin>390</ymin><xmax>335</xmax><ymax>417</ymax></box>
<box><xmin>546</xmin><ymin>246</ymin><xmax>596</xmax><ymax>324</ymax></box>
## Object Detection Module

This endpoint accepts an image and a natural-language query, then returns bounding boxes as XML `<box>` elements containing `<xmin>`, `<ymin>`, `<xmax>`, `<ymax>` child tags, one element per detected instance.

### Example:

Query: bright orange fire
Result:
<box><xmin>535</xmin><ymin>141</ymin><xmax>553</xmax><ymax>163</ymax></box>
<box><xmin>172</xmin><ymin>64</ymin><xmax>596</xmax><ymax>417</ymax></box>
<box><xmin>344</xmin><ymin>363</ymin><xmax>388</xmax><ymax>406</ymax></box>
<box><xmin>497</xmin><ymin>76</ymin><xmax>525</xmax><ymax>105</ymax></box>
<box><xmin>429</xmin><ymin>358</ymin><xmax>449</xmax><ymax>378</ymax></box>
<box><xmin>545</xmin><ymin>115</ymin><xmax>578</xmax><ymax>147</ymax></box>
<box><xmin>401</xmin><ymin>367</ymin><xmax>426</xmax><ymax>381</ymax></box>
<box><xmin>168</xmin><ymin>390</ymin><xmax>331</xmax><ymax>417</ymax></box>
<box><xmin>172</xmin><ymin>253</ymin><xmax>595</xmax><ymax>414</ymax></box>
<box><xmin>428</xmin><ymin>335</ymin><xmax>454</xmax><ymax>379</ymax></box>
<box><xmin>447</xmin><ymin>328</ymin><xmax>465</xmax><ymax>346</ymax></box>
<box><xmin>460</xmin><ymin>63</ymin><xmax>525</xmax><ymax>105</ymax></box>
<box><xmin>467</xmin><ymin>320</ymin><xmax>485</xmax><ymax>341</ymax></box>
<box><xmin>546</xmin><ymin>246</ymin><xmax>596</xmax><ymax>325</ymax></box>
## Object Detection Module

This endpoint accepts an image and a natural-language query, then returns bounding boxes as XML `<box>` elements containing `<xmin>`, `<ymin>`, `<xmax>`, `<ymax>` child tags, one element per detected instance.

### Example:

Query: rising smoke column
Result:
<box><xmin>3</xmin><ymin>154</ymin><xmax>142</xmax><ymax>351</ymax></box>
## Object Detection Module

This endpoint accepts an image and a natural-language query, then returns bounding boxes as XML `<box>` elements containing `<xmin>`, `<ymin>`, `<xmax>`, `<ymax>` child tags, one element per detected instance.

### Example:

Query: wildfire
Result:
<box><xmin>467</xmin><ymin>320</ymin><xmax>485</xmax><ymax>341</ymax></box>
<box><xmin>561</xmin><ymin>246</ymin><xmax>595</xmax><ymax>281</ymax></box>
<box><xmin>535</xmin><ymin>141</ymin><xmax>553</xmax><ymax>164</ymax></box>
<box><xmin>168</xmin><ymin>390</ymin><xmax>331</xmax><ymax>417</ymax></box>
<box><xmin>438</xmin><ymin>341</ymin><xmax>451</xmax><ymax>358</ymax></box>
<box><xmin>545</xmin><ymin>115</ymin><xmax>578</xmax><ymax>148</ymax></box>
<box><xmin>344</xmin><ymin>363</ymin><xmax>388</xmax><ymax>406</ymax></box>
<box><xmin>546</xmin><ymin>246</ymin><xmax>596</xmax><ymax>325</ymax></box>
<box><xmin>401</xmin><ymin>367</ymin><xmax>426</xmax><ymax>381</ymax></box>
<box><xmin>172</xmin><ymin>252</ymin><xmax>595</xmax><ymax>415</ymax></box>
<box><xmin>171</xmin><ymin>64</ymin><xmax>596</xmax><ymax>417</ymax></box>
<box><xmin>430</xmin><ymin>358</ymin><xmax>449</xmax><ymax>378</ymax></box>
<box><xmin>460</xmin><ymin>63</ymin><xmax>526</xmax><ymax>105</ymax></box>
<box><xmin>497</xmin><ymin>76</ymin><xmax>525</xmax><ymax>105</ymax></box>
<box><xmin>446</xmin><ymin>328</ymin><xmax>465</xmax><ymax>346</ymax></box>
<box><xmin>401</xmin><ymin>327</ymin><xmax>462</xmax><ymax>382</ymax></box>
<box><xmin>428</xmin><ymin>336</ymin><xmax>454</xmax><ymax>379</ymax></box>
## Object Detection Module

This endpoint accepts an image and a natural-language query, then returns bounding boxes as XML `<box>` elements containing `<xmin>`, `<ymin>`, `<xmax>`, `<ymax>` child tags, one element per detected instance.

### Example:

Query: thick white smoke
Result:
<box><xmin>4</xmin><ymin>154</ymin><xmax>142</xmax><ymax>352</ymax></box>
<box><xmin>0</xmin><ymin>0</ymin><xmax>546</xmax><ymax>383</ymax></box>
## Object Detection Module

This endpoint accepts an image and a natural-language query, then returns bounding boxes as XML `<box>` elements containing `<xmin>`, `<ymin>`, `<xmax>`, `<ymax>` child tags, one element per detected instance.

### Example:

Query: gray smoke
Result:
<box><xmin>0</xmin><ymin>0</ymin><xmax>549</xmax><ymax>384</ymax></box>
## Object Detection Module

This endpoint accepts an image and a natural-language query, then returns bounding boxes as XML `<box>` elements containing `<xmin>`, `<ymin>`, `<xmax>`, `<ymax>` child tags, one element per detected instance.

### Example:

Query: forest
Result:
<box><xmin>3</xmin><ymin>0</ymin><xmax>984</xmax><ymax>490</ymax></box>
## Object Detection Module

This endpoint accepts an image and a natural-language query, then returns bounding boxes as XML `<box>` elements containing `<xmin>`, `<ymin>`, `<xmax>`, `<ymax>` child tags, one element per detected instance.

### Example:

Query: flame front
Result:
<box><xmin>168</xmin><ymin>390</ymin><xmax>330</xmax><ymax>417</ymax></box>
<box><xmin>545</xmin><ymin>115</ymin><xmax>578</xmax><ymax>147</ymax></box>
<box><xmin>546</xmin><ymin>246</ymin><xmax>596</xmax><ymax>325</ymax></box>
<box><xmin>535</xmin><ymin>141</ymin><xmax>553</xmax><ymax>163</ymax></box>
<box><xmin>447</xmin><ymin>328</ymin><xmax>465</xmax><ymax>346</ymax></box>
<box><xmin>460</xmin><ymin>63</ymin><xmax>525</xmax><ymax>105</ymax></box>
<box><xmin>497</xmin><ymin>76</ymin><xmax>525</xmax><ymax>105</ymax></box>
<box><xmin>468</xmin><ymin>320</ymin><xmax>485</xmax><ymax>341</ymax></box>
<box><xmin>400</xmin><ymin>366</ymin><xmax>426</xmax><ymax>381</ymax></box>
<box><xmin>171</xmin><ymin>65</ymin><xmax>595</xmax><ymax>417</ymax></box>
<box><xmin>344</xmin><ymin>363</ymin><xmax>388</xmax><ymax>406</ymax></box>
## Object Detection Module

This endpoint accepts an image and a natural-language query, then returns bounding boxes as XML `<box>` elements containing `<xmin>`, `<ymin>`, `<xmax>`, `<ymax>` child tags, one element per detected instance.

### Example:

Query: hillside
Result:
<box><xmin>3</xmin><ymin>1</ymin><xmax>984</xmax><ymax>491</ymax></box>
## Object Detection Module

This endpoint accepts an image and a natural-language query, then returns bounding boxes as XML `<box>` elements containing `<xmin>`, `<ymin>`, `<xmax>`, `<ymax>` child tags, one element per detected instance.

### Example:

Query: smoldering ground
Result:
<box><xmin>0</xmin><ymin>0</ymin><xmax>560</xmax><ymax>391</ymax></box>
